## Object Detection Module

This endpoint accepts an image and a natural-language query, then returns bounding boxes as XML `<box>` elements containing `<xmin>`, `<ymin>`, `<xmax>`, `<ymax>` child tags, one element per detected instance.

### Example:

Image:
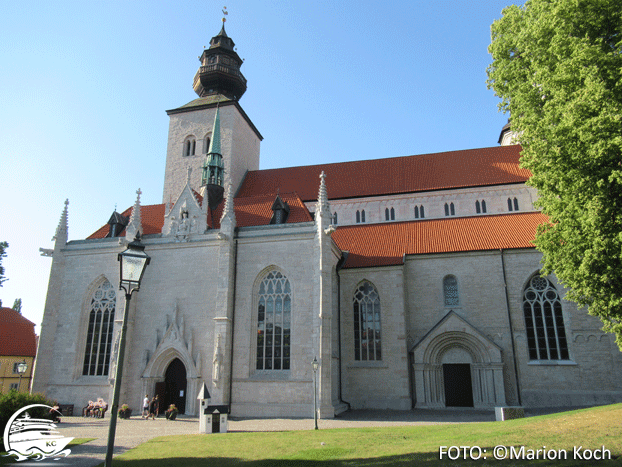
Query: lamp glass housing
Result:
<box><xmin>118</xmin><ymin>236</ymin><xmax>150</xmax><ymax>293</ymax></box>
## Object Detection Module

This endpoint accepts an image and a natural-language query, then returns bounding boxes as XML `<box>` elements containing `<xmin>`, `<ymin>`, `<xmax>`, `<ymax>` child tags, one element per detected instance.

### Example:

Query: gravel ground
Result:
<box><xmin>8</xmin><ymin>407</ymin><xmax>569</xmax><ymax>467</ymax></box>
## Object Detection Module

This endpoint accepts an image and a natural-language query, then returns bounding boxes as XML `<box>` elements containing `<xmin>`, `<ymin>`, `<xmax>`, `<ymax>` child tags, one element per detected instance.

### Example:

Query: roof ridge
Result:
<box><xmin>245</xmin><ymin>144</ymin><xmax>523</xmax><ymax>175</ymax></box>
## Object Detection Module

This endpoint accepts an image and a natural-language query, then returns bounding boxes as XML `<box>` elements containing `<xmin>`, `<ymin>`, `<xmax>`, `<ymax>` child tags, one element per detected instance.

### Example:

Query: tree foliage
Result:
<box><xmin>0</xmin><ymin>241</ymin><xmax>7</xmax><ymax>288</ymax></box>
<box><xmin>487</xmin><ymin>0</ymin><xmax>622</xmax><ymax>347</ymax></box>
<box><xmin>12</xmin><ymin>298</ymin><xmax>22</xmax><ymax>314</ymax></box>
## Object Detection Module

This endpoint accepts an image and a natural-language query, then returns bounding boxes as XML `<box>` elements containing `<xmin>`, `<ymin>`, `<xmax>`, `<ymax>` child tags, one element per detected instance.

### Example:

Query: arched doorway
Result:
<box><xmin>164</xmin><ymin>358</ymin><xmax>187</xmax><ymax>414</ymax></box>
<box><xmin>412</xmin><ymin>312</ymin><xmax>506</xmax><ymax>408</ymax></box>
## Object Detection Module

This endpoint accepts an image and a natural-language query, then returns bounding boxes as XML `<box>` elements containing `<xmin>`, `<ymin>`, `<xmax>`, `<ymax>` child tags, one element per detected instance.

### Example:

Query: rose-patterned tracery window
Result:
<box><xmin>353</xmin><ymin>281</ymin><xmax>382</xmax><ymax>361</ymax></box>
<box><xmin>523</xmin><ymin>275</ymin><xmax>569</xmax><ymax>360</ymax></box>
<box><xmin>256</xmin><ymin>271</ymin><xmax>291</xmax><ymax>370</ymax></box>
<box><xmin>83</xmin><ymin>280</ymin><xmax>116</xmax><ymax>376</ymax></box>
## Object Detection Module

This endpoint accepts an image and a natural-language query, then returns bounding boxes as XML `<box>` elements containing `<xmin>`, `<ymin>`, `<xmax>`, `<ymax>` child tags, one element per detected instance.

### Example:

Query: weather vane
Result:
<box><xmin>222</xmin><ymin>6</ymin><xmax>228</xmax><ymax>23</ymax></box>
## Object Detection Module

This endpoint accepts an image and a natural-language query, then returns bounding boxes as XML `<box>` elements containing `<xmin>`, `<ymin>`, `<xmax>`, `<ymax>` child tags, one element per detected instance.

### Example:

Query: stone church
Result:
<box><xmin>33</xmin><ymin>23</ymin><xmax>622</xmax><ymax>418</ymax></box>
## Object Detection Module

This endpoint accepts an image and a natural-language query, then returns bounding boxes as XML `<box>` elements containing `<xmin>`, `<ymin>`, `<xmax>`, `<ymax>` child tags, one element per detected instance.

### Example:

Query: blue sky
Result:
<box><xmin>1</xmin><ymin>0</ymin><xmax>515</xmax><ymax>332</ymax></box>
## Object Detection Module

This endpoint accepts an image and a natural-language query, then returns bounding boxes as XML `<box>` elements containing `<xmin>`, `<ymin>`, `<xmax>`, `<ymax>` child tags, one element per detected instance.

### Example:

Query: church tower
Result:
<box><xmin>162</xmin><ymin>20</ymin><xmax>262</xmax><ymax>204</ymax></box>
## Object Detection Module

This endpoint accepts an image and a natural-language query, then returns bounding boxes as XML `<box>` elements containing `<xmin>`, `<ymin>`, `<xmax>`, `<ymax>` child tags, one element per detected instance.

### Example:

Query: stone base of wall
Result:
<box><xmin>522</xmin><ymin>390</ymin><xmax>622</xmax><ymax>408</ymax></box>
<box><xmin>231</xmin><ymin>402</ymin><xmax>315</xmax><ymax>418</ymax></box>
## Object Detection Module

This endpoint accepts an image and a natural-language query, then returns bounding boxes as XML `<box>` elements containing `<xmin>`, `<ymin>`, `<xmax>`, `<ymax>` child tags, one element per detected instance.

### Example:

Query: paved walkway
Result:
<box><xmin>9</xmin><ymin>408</ymin><xmax>563</xmax><ymax>467</ymax></box>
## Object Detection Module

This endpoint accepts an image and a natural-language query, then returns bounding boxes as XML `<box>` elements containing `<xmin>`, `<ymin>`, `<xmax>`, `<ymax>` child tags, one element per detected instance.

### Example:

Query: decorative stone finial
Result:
<box><xmin>316</xmin><ymin>171</ymin><xmax>330</xmax><ymax>213</ymax></box>
<box><xmin>220</xmin><ymin>182</ymin><xmax>236</xmax><ymax>230</ymax></box>
<box><xmin>52</xmin><ymin>199</ymin><xmax>69</xmax><ymax>245</ymax></box>
<box><xmin>126</xmin><ymin>189</ymin><xmax>143</xmax><ymax>240</ymax></box>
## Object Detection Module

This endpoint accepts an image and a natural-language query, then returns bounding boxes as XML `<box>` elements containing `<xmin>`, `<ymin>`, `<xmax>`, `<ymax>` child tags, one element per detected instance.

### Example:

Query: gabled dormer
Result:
<box><xmin>270</xmin><ymin>195</ymin><xmax>290</xmax><ymax>225</ymax></box>
<box><xmin>106</xmin><ymin>211</ymin><xmax>128</xmax><ymax>238</ymax></box>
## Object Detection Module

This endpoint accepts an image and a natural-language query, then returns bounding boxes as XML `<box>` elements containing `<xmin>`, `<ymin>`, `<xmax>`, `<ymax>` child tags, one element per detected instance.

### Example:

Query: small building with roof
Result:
<box><xmin>32</xmin><ymin>21</ymin><xmax>622</xmax><ymax>417</ymax></box>
<box><xmin>0</xmin><ymin>307</ymin><xmax>37</xmax><ymax>394</ymax></box>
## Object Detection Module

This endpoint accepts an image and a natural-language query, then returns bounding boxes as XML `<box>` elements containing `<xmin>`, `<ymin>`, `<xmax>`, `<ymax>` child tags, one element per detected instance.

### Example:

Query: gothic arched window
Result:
<box><xmin>420</xmin><ymin>205</ymin><xmax>425</xmax><ymax>218</ymax></box>
<box><xmin>361</xmin><ymin>210</ymin><xmax>366</xmax><ymax>222</ymax></box>
<box><xmin>353</xmin><ymin>281</ymin><xmax>381</xmax><ymax>361</ymax></box>
<box><xmin>356</xmin><ymin>210</ymin><xmax>361</xmax><ymax>223</ymax></box>
<box><xmin>385</xmin><ymin>208</ymin><xmax>390</xmax><ymax>221</ymax></box>
<box><xmin>475</xmin><ymin>200</ymin><xmax>481</xmax><ymax>214</ymax></box>
<box><xmin>256</xmin><ymin>270</ymin><xmax>291</xmax><ymax>370</ymax></box>
<box><xmin>83</xmin><ymin>280</ymin><xmax>116</xmax><ymax>376</ymax></box>
<box><xmin>443</xmin><ymin>275</ymin><xmax>459</xmax><ymax>307</ymax></box>
<box><xmin>390</xmin><ymin>207</ymin><xmax>395</xmax><ymax>220</ymax></box>
<box><xmin>482</xmin><ymin>200</ymin><xmax>487</xmax><ymax>213</ymax></box>
<box><xmin>414</xmin><ymin>206</ymin><xmax>419</xmax><ymax>219</ymax></box>
<box><xmin>333</xmin><ymin>212</ymin><xmax>338</xmax><ymax>225</ymax></box>
<box><xmin>523</xmin><ymin>275</ymin><xmax>569</xmax><ymax>360</ymax></box>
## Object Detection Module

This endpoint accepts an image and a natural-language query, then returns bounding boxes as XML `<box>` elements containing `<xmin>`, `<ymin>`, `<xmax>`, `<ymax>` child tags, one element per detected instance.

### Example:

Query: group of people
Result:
<box><xmin>142</xmin><ymin>394</ymin><xmax>159</xmax><ymax>419</ymax></box>
<box><xmin>83</xmin><ymin>398</ymin><xmax>108</xmax><ymax>418</ymax></box>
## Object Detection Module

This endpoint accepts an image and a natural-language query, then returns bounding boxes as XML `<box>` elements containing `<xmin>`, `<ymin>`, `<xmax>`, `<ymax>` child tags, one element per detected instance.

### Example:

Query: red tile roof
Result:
<box><xmin>331</xmin><ymin>212</ymin><xmax>548</xmax><ymax>268</ymax></box>
<box><xmin>0</xmin><ymin>308</ymin><xmax>37</xmax><ymax>357</ymax></box>
<box><xmin>87</xmin><ymin>204</ymin><xmax>166</xmax><ymax>239</ymax></box>
<box><xmin>88</xmin><ymin>193</ymin><xmax>312</xmax><ymax>239</ymax></box>
<box><xmin>237</xmin><ymin>145</ymin><xmax>530</xmax><ymax>201</ymax></box>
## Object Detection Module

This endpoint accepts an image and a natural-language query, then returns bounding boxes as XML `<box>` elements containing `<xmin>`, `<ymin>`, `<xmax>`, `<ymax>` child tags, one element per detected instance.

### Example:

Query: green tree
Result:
<box><xmin>487</xmin><ymin>0</ymin><xmax>622</xmax><ymax>347</ymax></box>
<box><xmin>12</xmin><ymin>298</ymin><xmax>22</xmax><ymax>314</ymax></box>
<box><xmin>0</xmin><ymin>241</ymin><xmax>7</xmax><ymax>288</ymax></box>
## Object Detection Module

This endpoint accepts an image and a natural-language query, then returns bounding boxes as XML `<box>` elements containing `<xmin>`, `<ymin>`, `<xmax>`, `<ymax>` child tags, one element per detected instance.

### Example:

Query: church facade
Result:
<box><xmin>33</xmin><ymin>24</ymin><xmax>622</xmax><ymax>418</ymax></box>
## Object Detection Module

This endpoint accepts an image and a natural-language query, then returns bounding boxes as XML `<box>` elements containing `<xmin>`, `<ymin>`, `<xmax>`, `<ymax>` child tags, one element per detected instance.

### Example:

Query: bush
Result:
<box><xmin>0</xmin><ymin>390</ymin><xmax>56</xmax><ymax>450</ymax></box>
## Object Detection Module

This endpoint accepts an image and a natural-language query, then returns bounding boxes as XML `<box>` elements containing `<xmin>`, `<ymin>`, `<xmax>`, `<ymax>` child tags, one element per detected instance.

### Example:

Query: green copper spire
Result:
<box><xmin>208</xmin><ymin>107</ymin><xmax>221</xmax><ymax>155</ymax></box>
<box><xmin>202</xmin><ymin>107</ymin><xmax>225</xmax><ymax>213</ymax></box>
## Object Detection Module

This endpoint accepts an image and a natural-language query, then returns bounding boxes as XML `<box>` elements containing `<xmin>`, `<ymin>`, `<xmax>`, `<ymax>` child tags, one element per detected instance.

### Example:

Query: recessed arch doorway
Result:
<box><xmin>164</xmin><ymin>358</ymin><xmax>187</xmax><ymax>414</ymax></box>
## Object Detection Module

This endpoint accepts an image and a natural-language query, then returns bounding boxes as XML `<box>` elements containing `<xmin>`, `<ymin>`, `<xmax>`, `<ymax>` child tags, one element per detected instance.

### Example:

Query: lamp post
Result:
<box><xmin>312</xmin><ymin>356</ymin><xmax>319</xmax><ymax>430</ymax></box>
<box><xmin>105</xmin><ymin>234</ymin><xmax>150</xmax><ymax>467</ymax></box>
<box><xmin>16</xmin><ymin>360</ymin><xmax>27</xmax><ymax>392</ymax></box>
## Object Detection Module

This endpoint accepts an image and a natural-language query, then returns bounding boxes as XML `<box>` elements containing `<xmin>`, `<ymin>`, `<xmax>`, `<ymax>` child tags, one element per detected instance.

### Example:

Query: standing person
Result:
<box><xmin>142</xmin><ymin>394</ymin><xmax>149</xmax><ymax>419</ymax></box>
<box><xmin>149</xmin><ymin>395</ymin><xmax>159</xmax><ymax>420</ymax></box>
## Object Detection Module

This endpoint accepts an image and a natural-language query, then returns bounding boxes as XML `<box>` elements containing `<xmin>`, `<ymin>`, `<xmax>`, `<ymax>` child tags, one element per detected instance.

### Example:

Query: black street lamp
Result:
<box><xmin>105</xmin><ymin>234</ymin><xmax>150</xmax><ymax>467</ymax></box>
<box><xmin>312</xmin><ymin>356</ymin><xmax>319</xmax><ymax>430</ymax></box>
<box><xmin>16</xmin><ymin>360</ymin><xmax>27</xmax><ymax>392</ymax></box>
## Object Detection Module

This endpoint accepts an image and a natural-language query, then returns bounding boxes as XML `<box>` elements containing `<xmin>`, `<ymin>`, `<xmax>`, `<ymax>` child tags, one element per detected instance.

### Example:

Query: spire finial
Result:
<box><xmin>219</xmin><ymin>181</ymin><xmax>236</xmax><ymax>231</ymax></box>
<box><xmin>222</xmin><ymin>6</ymin><xmax>228</xmax><ymax>23</ymax></box>
<box><xmin>53</xmin><ymin>199</ymin><xmax>69</xmax><ymax>243</ymax></box>
<box><xmin>316</xmin><ymin>171</ymin><xmax>329</xmax><ymax>213</ymax></box>
<box><xmin>126</xmin><ymin>188</ymin><xmax>143</xmax><ymax>240</ymax></box>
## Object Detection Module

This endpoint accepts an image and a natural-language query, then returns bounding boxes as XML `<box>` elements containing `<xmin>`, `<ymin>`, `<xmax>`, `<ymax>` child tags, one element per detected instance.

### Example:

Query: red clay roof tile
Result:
<box><xmin>88</xmin><ymin>193</ymin><xmax>312</xmax><ymax>239</ymax></box>
<box><xmin>237</xmin><ymin>145</ymin><xmax>530</xmax><ymax>201</ymax></box>
<box><xmin>331</xmin><ymin>212</ymin><xmax>547</xmax><ymax>268</ymax></box>
<box><xmin>0</xmin><ymin>308</ymin><xmax>37</xmax><ymax>357</ymax></box>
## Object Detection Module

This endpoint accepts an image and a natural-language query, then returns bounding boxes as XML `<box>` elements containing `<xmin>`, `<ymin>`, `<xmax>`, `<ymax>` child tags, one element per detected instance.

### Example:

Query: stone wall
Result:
<box><xmin>339</xmin><ymin>266</ymin><xmax>412</xmax><ymax>410</ymax></box>
<box><xmin>162</xmin><ymin>103</ymin><xmax>260</xmax><ymax>205</ymax></box>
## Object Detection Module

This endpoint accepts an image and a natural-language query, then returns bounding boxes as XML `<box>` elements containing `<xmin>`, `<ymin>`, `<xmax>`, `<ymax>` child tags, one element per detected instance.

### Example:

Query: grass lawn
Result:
<box><xmin>111</xmin><ymin>404</ymin><xmax>622</xmax><ymax>466</ymax></box>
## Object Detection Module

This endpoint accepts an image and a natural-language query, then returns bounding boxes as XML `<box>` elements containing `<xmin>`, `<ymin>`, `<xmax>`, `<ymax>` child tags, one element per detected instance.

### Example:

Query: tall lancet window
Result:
<box><xmin>257</xmin><ymin>270</ymin><xmax>291</xmax><ymax>370</ymax></box>
<box><xmin>353</xmin><ymin>281</ymin><xmax>382</xmax><ymax>361</ymax></box>
<box><xmin>443</xmin><ymin>275</ymin><xmax>459</xmax><ymax>307</ymax></box>
<box><xmin>523</xmin><ymin>275</ymin><xmax>569</xmax><ymax>360</ymax></box>
<box><xmin>83</xmin><ymin>280</ymin><xmax>116</xmax><ymax>376</ymax></box>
